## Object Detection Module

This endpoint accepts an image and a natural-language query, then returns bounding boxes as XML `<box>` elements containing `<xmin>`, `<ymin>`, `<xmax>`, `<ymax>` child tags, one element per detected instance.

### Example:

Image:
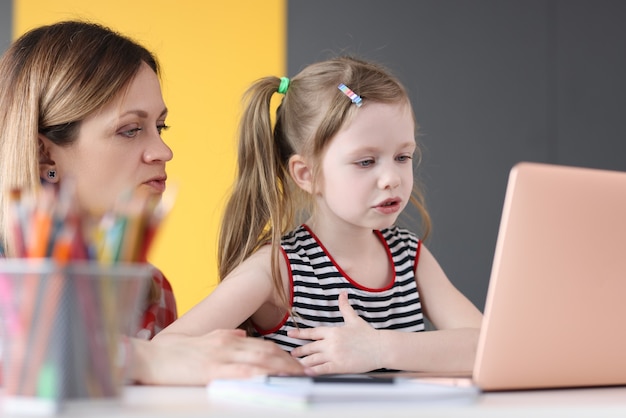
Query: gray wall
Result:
<box><xmin>287</xmin><ymin>0</ymin><xmax>626</xmax><ymax>311</ymax></box>
<box><xmin>1</xmin><ymin>1</ymin><xmax>624</xmax><ymax>312</ymax></box>
<box><xmin>0</xmin><ymin>0</ymin><xmax>11</xmax><ymax>53</ymax></box>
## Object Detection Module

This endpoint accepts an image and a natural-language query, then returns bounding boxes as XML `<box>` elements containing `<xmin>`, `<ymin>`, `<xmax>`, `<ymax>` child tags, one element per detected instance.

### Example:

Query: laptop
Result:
<box><xmin>473</xmin><ymin>161</ymin><xmax>626</xmax><ymax>391</ymax></box>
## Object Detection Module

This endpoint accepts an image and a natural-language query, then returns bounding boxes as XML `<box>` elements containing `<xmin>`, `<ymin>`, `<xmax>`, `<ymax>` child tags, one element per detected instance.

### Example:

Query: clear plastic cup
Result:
<box><xmin>0</xmin><ymin>259</ymin><xmax>151</xmax><ymax>414</ymax></box>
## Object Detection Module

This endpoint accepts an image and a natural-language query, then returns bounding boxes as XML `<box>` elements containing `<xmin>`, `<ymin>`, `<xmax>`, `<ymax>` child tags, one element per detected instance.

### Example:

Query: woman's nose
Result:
<box><xmin>143</xmin><ymin>131</ymin><xmax>173</xmax><ymax>163</ymax></box>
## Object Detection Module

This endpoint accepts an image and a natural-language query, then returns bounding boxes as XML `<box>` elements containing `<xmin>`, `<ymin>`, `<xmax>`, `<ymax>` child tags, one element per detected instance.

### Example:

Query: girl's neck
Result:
<box><xmin>305</xmin><ymin>217</ymin><xmax>381</xmax><ymax>261</ymax></box>
<box><xmin>304</xmin><ymin>218</ymin><xmax>393</xmax><ymax>290</ymax></box>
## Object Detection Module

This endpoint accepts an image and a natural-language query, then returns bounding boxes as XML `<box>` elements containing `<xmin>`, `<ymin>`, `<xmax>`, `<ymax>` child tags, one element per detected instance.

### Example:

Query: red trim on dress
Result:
<box><xmin>414</xmin><ymin>238</ymin><xmax>422</xmax><ymax>272</ymax></box>
<box><xmin>303</xmin><ymin>224</ymin><xmax>396</xmax><ymax>292</ymax></box>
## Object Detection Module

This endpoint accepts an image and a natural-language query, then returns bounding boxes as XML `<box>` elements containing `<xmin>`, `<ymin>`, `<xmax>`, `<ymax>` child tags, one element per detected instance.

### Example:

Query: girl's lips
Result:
<box><xmin>375</xmin><ymin>198</ymin><xmax>402</xmax><ymax>214</ymax></box>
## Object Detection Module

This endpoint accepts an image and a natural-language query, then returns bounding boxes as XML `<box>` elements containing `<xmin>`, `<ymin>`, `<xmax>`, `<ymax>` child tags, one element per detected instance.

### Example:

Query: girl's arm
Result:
<box><xmin>288</xmin><ymin>245</ymin><xmax>483</xmax><ymax>374</ymax></box>
<box><xmin>414</xmin><ymin>245</ymin><xmax>483</xmax><ymax>330</ymax></box>
<box><xmin>377</xmin><ymin>244</ymin><xmax>483</xmax><ymax>372</ymax></box>
<box><xmin>152</xmin><ymin>246</ymin><xmax>276</xmax><ymax>340</ymax></box>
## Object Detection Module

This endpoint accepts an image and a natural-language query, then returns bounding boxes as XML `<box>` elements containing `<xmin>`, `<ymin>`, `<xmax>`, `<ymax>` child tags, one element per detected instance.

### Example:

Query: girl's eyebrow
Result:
<box><xmin>349</xmin><ymin>141</ymin><xmax>416</xmax><ymax>154</ymax></box>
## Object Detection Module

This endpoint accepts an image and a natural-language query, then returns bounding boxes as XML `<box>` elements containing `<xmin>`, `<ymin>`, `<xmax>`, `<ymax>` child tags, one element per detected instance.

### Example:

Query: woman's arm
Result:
<box><xmin>129</xmin><ymin>330</ymin><xmax>305</xmax><ymax>385</ymax></box>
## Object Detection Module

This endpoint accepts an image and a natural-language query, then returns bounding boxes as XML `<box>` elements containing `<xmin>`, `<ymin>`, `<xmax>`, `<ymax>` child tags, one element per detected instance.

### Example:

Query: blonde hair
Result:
<box><xmin>0</xmin><ymin>21</ymin><xmax>159</xmax><ymax>256</ymax></box>
<box><xmin>219</xmin><ymin>56</ymin><xmax>432</xmax><ymax>332</ymax></box>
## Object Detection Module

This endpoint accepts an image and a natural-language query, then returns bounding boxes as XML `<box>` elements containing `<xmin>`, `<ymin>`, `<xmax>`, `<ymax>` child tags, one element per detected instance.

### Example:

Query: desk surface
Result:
<box><xmin>3</xmin><ymin>384</ymin><xmax>626</xmax><ymax>417</ymax></box>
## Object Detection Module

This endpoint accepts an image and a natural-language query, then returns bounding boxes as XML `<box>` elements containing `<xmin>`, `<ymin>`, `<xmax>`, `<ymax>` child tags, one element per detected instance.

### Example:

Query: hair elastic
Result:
<box><xmin>278</xmin><ymin>77</ymin><xmax>290</xmax><ymax>94</ymax></box>
<box><xmin>338</xmin><ymin>83</ymin><xmax>363</xmax><ymax>107</ymax></box>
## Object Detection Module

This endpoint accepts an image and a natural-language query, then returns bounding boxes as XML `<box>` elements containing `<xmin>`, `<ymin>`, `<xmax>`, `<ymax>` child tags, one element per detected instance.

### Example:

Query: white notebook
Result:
<box><xmin>207</xmin><ymin>374</ymin><xmax>478</xmax><ymax>408</ymax></box>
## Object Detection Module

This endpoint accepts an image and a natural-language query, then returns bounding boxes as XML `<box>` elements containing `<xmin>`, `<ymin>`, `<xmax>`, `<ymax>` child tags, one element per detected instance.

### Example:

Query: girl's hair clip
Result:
<box><xmin>338</xmin><ymin>83</ymin><xmax>363</xmax><ymax>107</ymax></box>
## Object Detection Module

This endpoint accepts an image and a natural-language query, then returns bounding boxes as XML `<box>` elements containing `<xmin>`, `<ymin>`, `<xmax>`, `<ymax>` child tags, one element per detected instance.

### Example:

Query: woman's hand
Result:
<box><xmin>131</xmin><ymin>329</ymin><xmax>306</xmax><ymax>385</ymax></box>
<box><xmin>288</xmin><ymin>292</ymin><xmax>382</xmax><ymax>375</ymax></box>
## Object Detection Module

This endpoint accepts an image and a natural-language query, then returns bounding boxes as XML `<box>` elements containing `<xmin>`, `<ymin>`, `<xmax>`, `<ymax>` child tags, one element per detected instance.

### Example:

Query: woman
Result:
<box><xmin>0</xmin><ymin>20</ymin><xmax>303</xmax><ymax>384</ymax></box>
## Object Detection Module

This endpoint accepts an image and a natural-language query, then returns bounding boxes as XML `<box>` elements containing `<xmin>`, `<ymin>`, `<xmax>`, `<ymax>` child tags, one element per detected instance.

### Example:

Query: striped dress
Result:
<box><xmin>254</xmin><ymin>224</ymin><xmax>425</xmax><ymax>352</ymax></box>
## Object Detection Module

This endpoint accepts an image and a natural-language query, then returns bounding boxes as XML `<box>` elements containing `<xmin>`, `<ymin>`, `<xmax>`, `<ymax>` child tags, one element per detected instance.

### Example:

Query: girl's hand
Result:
<box><xmin>288</xmin><ymin>292</ymin><xmax>382</xmax><ymax>374</ymax></box>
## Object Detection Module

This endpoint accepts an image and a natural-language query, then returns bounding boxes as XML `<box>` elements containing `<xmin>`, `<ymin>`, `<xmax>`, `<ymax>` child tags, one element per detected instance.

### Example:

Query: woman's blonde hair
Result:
<box><xmin>0</xmin><ymin>20</ymin><xmax>159</xmax><ymax>256</ymax></box>
<box><xmin>218</xmin><ymin>56</ymin><xmax>431</xmax><ymax>333</ymax></box>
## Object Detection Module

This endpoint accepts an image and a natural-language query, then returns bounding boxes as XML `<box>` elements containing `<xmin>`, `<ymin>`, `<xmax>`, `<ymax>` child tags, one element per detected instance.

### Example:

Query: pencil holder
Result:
<box><xmin>0</xmin><ymin>259</ymin><xmax>152</xmax><ymax>415</ymax></box>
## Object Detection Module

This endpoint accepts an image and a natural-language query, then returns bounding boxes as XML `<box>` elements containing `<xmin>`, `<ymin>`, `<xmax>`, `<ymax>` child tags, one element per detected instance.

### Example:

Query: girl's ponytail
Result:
<box><xmin>218</xmin><ymin>77</ymin><xmax>293</xmax><ymax>326</ymax></box>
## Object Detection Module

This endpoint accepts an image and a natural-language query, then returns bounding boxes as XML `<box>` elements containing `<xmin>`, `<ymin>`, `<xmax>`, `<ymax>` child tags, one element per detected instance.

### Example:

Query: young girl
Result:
<box><xmin>155</xmin><ymin>56</ymin><xmax>483</xmax><ymax>375</ymax></box>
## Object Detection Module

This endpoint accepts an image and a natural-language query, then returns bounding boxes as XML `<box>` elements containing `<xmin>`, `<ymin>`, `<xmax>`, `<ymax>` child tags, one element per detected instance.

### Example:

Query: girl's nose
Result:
<box><xmin>378</xmin><ymin>165</ymin><xmax>401</xmax><ymax>190</ymax></box>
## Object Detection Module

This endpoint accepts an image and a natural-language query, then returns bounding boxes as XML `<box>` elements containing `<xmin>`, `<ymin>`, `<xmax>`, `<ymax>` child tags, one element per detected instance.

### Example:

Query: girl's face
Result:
<box><xmin>43</xmin><ymin>62</ymin><xmax>172</xmax><ymax>215</ymax></box>
<box><xmin>315</xmin><ymin>101</ymin><xmax>416</xmax><ymax>231</ymax></box>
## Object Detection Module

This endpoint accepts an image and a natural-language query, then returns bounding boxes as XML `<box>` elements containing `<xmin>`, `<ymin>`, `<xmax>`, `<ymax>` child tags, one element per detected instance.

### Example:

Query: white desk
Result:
<box><xmin>3</xmin><ymin>384</ymin><xmax>626</xmax><ymax>417</ymax></box>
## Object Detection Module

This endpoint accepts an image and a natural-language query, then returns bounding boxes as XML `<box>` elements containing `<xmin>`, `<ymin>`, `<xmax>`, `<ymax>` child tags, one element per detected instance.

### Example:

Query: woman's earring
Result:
<box><xmin>47</xmin><ymin>169</ymin><xmax>57</xmax><ymax>180</ymax></box>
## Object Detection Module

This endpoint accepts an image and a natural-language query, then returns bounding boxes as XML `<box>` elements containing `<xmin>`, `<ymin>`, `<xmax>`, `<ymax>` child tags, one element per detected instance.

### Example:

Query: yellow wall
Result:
<box><xmin>14</xmin><ymin>0</ymin><xmax>286</xmax><ymax>315</ymax></box>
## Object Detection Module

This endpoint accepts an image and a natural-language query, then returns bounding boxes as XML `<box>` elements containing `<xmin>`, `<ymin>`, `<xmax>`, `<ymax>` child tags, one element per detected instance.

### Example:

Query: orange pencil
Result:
<box><xmin>51</xmin><ymin>224</ymin><xmax>73</xmax><ymax>264</ymax></box>
<box><xmin>118</xmin><ymin>192</ymin><xmax>149</xmax><ymax>262</ymax></box>
<box><xmin>6</xmin><ymin>190</ymin><xmax>53</xmax><ymax>393</ymax></box>
<box><xmin>138</xmin><ymin>192</ymin><xmax>174</xmax><ymax>261</ymax></box>
<box><xmin>26</xmin><ymin>187</ymin><xmax>55</xmax><ymax>258</ymax></box>
<box><xmin>8</xmin><ymin>188</ymin><xmax>26</xmax><ymax>257</ymax></box>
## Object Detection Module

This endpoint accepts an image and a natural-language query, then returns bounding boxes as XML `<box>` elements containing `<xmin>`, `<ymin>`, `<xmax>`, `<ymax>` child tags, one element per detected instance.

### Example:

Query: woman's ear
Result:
<box><xmin>289</xmin><ymin>154</ymin><xmax>314</xmax><ymax>194</ymax></box>
<box><xmin>38</xmin><ymin>135</ymin><xmax>58</xmax><ymax>184</ymax></box>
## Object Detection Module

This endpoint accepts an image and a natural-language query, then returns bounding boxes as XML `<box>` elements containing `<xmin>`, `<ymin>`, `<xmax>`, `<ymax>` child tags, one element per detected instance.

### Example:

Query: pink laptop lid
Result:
<box><xmin>473</xmin><ymin>162</ymin><xmax>626</xmax><ymax>391</ymax></box>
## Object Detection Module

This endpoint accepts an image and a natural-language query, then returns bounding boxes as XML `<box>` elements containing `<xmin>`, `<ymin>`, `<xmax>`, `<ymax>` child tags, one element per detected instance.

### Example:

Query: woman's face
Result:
<box><xmin>42</xmin><ymin>62</ymin><xmax>172</xmax><ymax>215</ymax></box>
